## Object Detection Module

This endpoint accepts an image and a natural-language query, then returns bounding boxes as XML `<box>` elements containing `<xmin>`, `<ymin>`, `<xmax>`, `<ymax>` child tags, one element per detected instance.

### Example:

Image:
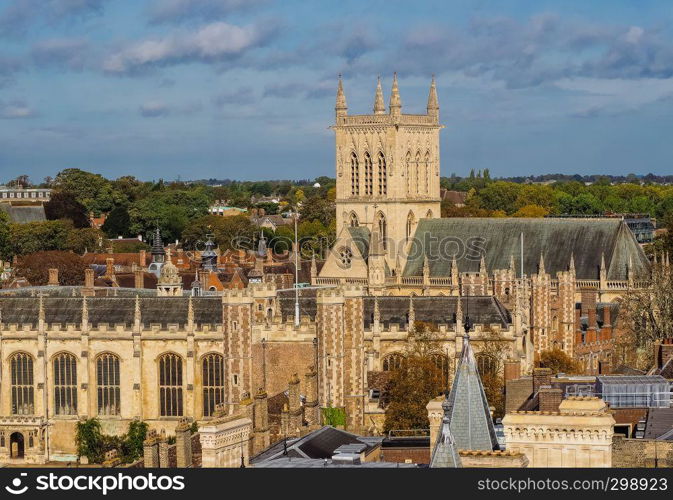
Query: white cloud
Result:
<box><xmin>103</xmin><ymin>21</ymin><xmax>276</xmax><ymax>74</ymax></box>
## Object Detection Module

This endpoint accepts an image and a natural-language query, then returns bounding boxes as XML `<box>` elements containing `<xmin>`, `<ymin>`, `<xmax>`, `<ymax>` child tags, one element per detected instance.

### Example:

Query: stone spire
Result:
<box><xmin>389</xmin><ymin>72</ymin><xmax>401</xmax><ymax>117</ymax></box>
<box><xmin>445</xmin><ymin>334</ymin><xmax>499</xmax><ymax>451</ymax></box>
<box><xmin>451</xmin><ymin>253</ymin><xmax>459</xmax><ymax>287</ymax></box>
<box><xmin>423</xmin><ymin>254</ymin><xmax>430</xmax><ymax>283</ymax></box>
<box><xmin>257</xmin><ymin>231</ymin><xmax>267</xmax><ymax>258</ymax></box>
<box><xmin>455</xmin><ymin>296</ymin><xmax>463</xmax><ymax>335</ymax></box>
<box><xmin>479</xmin><ymin>254</ymin><xmax>488</xmax><ymax>277</ymax></box>
<box><xmin>373</xmin><ymin>297</ymin><xmax>380</xmax><ymax>324</ymax></box>
<box><xmin>335</xmin><ymin>74</ymin><xmax>347</xmax><ymax>117</ymax></box>
<box><xmin>538</xmin><ymin>252</ymin><xmax>545</xmax><ymax>275</ymax></box>
<box><xmin>509</xmin><ymin>254</ymin><xmax>516</xmax><ymax>275</ymax></box>
<box><xmin>569</xmin><ymin>253</ymin><xmax>575</xmax><ymax>274</ymax></box>
<box><xmin>627</xmin><ymin>254</ymin><xmax>634</xmax><ymax>285</ymax></box>
<box><xmin>151</xmin><ymin>227</ymin><xmax>166</xmax><ymax>263</ymax></box>
<box><xmin>310</xmin><ymin>254</ymin><xmax>317</xmax><ymax>283</ymax></box>
<box><xmin>373</xmin><ymin>76</ymin><xmax>385</xmax><ymax>114</ymax></box>
<box><xmin>430</xmin><ymin>398</ymin><xmax>462</xmax><ymax>468</ymax></box>
<box><xmin>600</xmin><ymin>252</ymin><xmax>607</xmax><ymax>286</ymax></box>
<box><xmin>427</xmin><ymin>75</ymin><xmax>439</xmax><ymax>120</ymax></box>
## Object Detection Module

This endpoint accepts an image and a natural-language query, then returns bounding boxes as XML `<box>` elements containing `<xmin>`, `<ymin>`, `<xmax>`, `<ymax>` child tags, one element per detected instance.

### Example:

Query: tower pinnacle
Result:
<box><xmin>427</xmin><ymin>75</ymin><xmax>439</xmax><ymax>120</ymax></box>
<box><xmin>389</xmin><ymin>72</ymin><xmax>401</xmax><ymax>116</ymax></box>
<box><xmin>335</xmin><ymin>74</ymin><xmax>347</xmax><ymax>117</ymax></box>
<box><xmin>374</xmin><ymin>76</ymin><xmax>385</xmax><ymax>114</ymax></box>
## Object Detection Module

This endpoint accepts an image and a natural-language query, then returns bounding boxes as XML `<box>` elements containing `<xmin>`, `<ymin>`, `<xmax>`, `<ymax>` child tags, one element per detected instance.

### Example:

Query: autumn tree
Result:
<box><xmin>538</xmin><ymin>348</ymin><xmax>581</xmax><ymax>375</ymax></box>
<box><xmin>476</xmin><ymin>333</ymin><xmax>510</xmax><ymax>419</ymax></box>
<box><xmin>15</xmin><ymin>251</ymin><xmax>86</xmax><ymax>286</ymax></box>
<box><xmin>618</xmin><ymin>263</ymin><xmax>673</xmax><ymax>370</ymax></box>
<box><xmin>383</xmin><ymin>322</ymin><xmax>445</xmax><ymax>433</ymax></box>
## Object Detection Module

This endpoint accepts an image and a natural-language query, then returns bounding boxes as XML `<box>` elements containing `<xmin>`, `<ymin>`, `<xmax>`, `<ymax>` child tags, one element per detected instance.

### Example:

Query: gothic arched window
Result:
<box><xmin>430</xmin><ymin>353</ymin><xmax>451</xmax><ymax>387</ymax></box>
<box><xmin>97</xmin><ymin>353</ymin><xmax>121</xmax><ymax>416</ymax></box>
<box><xmin>376</xmin><ymin>211</ymin><xmax>387</xmax><ymax>250</ymax></box>
<box><xmin>382</xmin><ymin>353</ymin><xmax>405</xmax><ymax>371</ymax></box>
<box><xmin>349</xmin><ymin>212</ymin><xmax>359</xmax><ymax>227</ymax></box>
<box><xmin>364</xmin><ymin>152</ymin><xmax>373</xmax><ymax>195</ymax></box>
<box><xmin>53</xmin><ymin>352</ymin><xmax>77</xmax><ymax>415</ymax></box>
<box><xmin>405</xmin><ymin>151</ymin><xmax>412</xmax><ymax>194</ymax></box>
<box><xmin>424</xmin><ymin>151</ymin><xmax>431</xmax><ymax>194</ymax></box>
<box><xmin>159</xmin><ymin>353</ymin><xmax>183</xmax><ymax>417</ymax></box>
<box><xmin>10</xmin><ymin>352</ymin><xmax>34</xmax><ymax>415</ymax></box>
<box><xmin>350</xmin><ymin>152</ymin><xmax>359</xmax><ymax>196</ymax></box>
<box><xmin>406</xmin><ymin>211</ymin><xmax>415</xmax><ymax>241</ymax></box>
<box><xmin>476</xmin><ymin>354</ymin><xmax>498</xmax><ymax>378</ymax></box>
<box><xmin>414</xmin><ymin>151</ymin><xmax>421</xmax><ymax>194</ymax></box>
<box><xmin>202</xmin><ymin>353</ymin><xmax>225</xmax><ymax>417</ymax></box>
<box><xmin>377</xmin><ymin>152</ymin><xmax>387</xmax><ymax>195</ymax></box>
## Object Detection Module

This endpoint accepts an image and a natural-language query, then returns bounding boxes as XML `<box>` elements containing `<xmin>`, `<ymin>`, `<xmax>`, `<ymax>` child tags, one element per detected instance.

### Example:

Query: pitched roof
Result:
<box><xmin>430</xmin><ymin>400</ymin><xmax>462</xmax><ymax>468</ymax></box>
<box><xmin>362</xmin><ymin>296</ymin><xmax>510</xmax><ymax>329</ymax></box>
<box><xmin>445</xmin><ymin>336</ymin><xmax>499</xmax><ymax>451</ymax></box>
<box><xmin>347</xmin><ymin>226</ymin><xmax>370</xmax><ymax>262</ymax></box>
<box><xmin>644</xmin><ymin>408</ymin><xmax>673</xmax><ymax>440</ymax></box>
<box><xmin>404</xmin><ymin>218</ymin><xmax>649</xmax><ymax>280</ymax></box>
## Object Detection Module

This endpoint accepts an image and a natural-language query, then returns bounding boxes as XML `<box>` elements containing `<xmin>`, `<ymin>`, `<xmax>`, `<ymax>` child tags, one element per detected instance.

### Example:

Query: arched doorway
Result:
<box><xmin>10</xmin><ymin>432</ymin><xmax>24</xmax><ymax>459</ymax></box>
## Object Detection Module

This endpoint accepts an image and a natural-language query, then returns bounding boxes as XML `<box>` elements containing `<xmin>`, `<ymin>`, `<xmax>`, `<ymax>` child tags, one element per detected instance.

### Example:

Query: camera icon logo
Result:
<box><xmin>5</xmin><ymin>473</ymin><xmax>28</xmax><ymax>495</ymax></box>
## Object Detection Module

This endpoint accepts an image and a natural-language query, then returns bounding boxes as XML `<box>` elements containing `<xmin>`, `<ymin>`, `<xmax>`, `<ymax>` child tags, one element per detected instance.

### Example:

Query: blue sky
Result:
<box><xmin>1</xmin><ymin>0</ymin><xmax>673</xmax><ymax>182</ymax></box>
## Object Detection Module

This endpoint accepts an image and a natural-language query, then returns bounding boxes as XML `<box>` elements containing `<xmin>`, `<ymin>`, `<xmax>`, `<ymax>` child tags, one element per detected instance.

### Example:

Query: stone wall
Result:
<box><xmin>612</xmin><ymin>436</ymin><xmax>673</xmax><ymax>468</ymax></box>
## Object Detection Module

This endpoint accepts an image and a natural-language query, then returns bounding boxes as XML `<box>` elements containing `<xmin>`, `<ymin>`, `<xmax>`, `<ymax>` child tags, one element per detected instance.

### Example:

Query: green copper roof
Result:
<box><xmin>403</xmin><ymin>218</ymin><xmax>649</xmax><ymax>280</ymax></box>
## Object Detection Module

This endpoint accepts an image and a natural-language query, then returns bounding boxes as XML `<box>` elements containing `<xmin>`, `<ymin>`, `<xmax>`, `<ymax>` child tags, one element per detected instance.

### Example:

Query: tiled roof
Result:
<box><xmin>430</xmin><ymin>402</ymin><xmax>462</xmax><ymax>468</ymax></box>
<box><xmin>404</xmin><ymin>218</ymin><xmax>649</xmax><ymax>280</ymax></box>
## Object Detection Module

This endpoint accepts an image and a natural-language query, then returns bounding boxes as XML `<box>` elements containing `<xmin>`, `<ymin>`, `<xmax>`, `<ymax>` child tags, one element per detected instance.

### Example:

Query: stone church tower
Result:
<box><xmin>333</xmin><ymin>74</ymin><xmax>442</xmax><ymax>264</ymax></box>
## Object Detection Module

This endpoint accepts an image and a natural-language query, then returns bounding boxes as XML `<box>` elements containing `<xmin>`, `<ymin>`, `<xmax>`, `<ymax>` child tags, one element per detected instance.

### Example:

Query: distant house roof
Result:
<box><xmin>440</xmin><ymin>189</ymin><xmax>468</xmax><ymax>205</ymax></box>
<box><xmin>0</xmin><ymin>204</ymin><xmax>46</xmax><ymax>223</ymax></box>
<box><xmin>404</xmin><ymin>218</ymin><xmax>650</xmax><ymax>281</ymax></box>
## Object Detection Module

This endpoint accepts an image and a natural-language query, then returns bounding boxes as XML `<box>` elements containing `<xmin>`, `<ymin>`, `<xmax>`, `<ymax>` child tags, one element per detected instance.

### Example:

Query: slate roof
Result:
<box><xmin>445</xmin><ymin>336</ymin><xmax>499</xmax><ymax>451</ymax></box>
<box><xmin>0</xmin><ymin>204</ymin><xmax>46</xmax><ymax>223</ymax></box>
<box><xmin>348</xmin><ymin>226</ymin><xmax>370</xmax><ymax>262</ymax></box>
<box><xmin>430</xmin><ymin>400</ymin><xmax>462</xmax><ymax>468</ymax></box>
<box><xmin>0</xmin><ymin>296</ymin><xmax>223</xmax><ymax>328</ymax></box>
<box><xmin>250</xmin><ymin>426</ymin><xmax>382</xmax><ymax>464</ymax></box>
<box><xmin>253</xmin><ymin>457</ymin><xmax>417</xmax><ymax>468</ymax></box>
<box><xmin>644</xmin><ymin>408</ymin><xmax>673</xmax><ymax>440</ymax></box>
<box><xmin>404</xmin><ymin>218</ymin><xmax>649</xmax><ymax>280</ymax></box>
<box><xmin>362</xmin><ymin>296</ymin><xmax>511</xmax><ymax>329</ymax></box>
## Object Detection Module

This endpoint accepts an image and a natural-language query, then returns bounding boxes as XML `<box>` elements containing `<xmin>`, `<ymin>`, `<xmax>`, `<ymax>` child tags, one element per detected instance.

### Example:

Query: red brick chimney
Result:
<box><xmin>134</xmin><ymin>269</ymin><xmax>144</xmax><ymax>289</ymax></box>
<box><xmin>504</xmin><ymin>359</ymin><xmax>521</xmax><ymax>383</ymax></box>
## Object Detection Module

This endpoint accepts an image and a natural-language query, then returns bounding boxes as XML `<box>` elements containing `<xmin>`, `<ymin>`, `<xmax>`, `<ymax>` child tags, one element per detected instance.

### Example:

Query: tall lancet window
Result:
<box><xmin>202</xmin><ymin>353</ymin><xmax>225</xmax><ymax>417</ymax></box>
<box><xmin>377</xmin><ymin>152</ymin><xmax>387</xmax><ymax>195</ymax></box>
<box><xmin>53</xmin><ymin>353</ymin><xmax>77</xmax><ymax>415</ymax></box>
<box><xmin>97</xmin><ymin>353</ymin><xmax>121</xmax><ymax>416</ymax></box>
<box><xmin>364</xmin><ymin>152</ymin><xmax>373</xmax><ymax>195</ymax></box>
<box><xmin>406</xmin><ymin>211</ymin><xmax>415</xmax><ymax>242</ymax></box>
<box><xmin>414</xmin><ymin>151</ymin><xmax>421</xmax><ymax>194</ymax></box>
<box><xmin>424</xmin><ymin>151</ymin><xmax>430</xmax><ymax>194</ymax></box>
<box><xmin>11</xmin><ymin>353</ymin><xmax>34</xmax><ymax>415</ymax></box>
<box><xmin>405</xmin><ymin>151</ymin><xmax>411</xmax><ymax>195</ymax></box>
<box><xmin>159</xmin><ymin>353</ymin><xmax>183</xmax><ymax>416</ymax></box>
<box><xmin>376</xmin><ymin>212</ymin><xmax>387</xmax><ymax>250</ymax></box>
<box><xmin>350</xmin><ymin>152</ymin><xmax>359</xmax><ymax>196</ymax></box>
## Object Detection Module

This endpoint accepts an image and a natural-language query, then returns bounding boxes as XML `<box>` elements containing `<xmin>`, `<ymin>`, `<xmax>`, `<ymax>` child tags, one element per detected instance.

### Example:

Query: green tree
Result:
<box><xmin>44</xmin><ymin>191</ymin><xmax>90</xmax><ymax>228</ymax></box>
<box><xmin>102</xmin><ymin>205</ymin><xmax>132</xmax><ymax>238</ymax></box>
<box><xmin>76</xmin><ymin>418</ymin><xmax>104</xmax><ymax>463</ymax></box>
<box><xmin>9</xmin><ymin>220</ymin><xmax>73</xmax><ymax>256</ymax></box>
<box><xmin>0</xmin><ymin>210</ymin><xmax>10</xmax><ymax>260</ymax></box>
<box><xmin>299</xmin><ymin>195</ymin><xmax>335</xmax><ymax>227</ymax></box>
<box><xmin>53</xmin><ymin>168</ymin><xmax>123</xmax><ymax>214</ymax></box>
<box><xmin>473</xmin><ymin>181</ymin><xmax>521</xmax><ymax>214</ymax></box>
<box><xmin>66</xmin><ymin>228</ymin><xmax>107</xmax><ymax>254</ymax></box>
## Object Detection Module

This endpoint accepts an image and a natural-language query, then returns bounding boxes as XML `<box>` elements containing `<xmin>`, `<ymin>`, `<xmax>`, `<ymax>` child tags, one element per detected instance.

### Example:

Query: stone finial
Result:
<box><xmin>373</xmin><ymin>297</ymin><xmax>380</xmax><ymax>324</ymax></box>
<box><xmin>389</xmin><ymin>72</ymin><xmax>401</xmax><ymax>115</ymax></box>
<box><xmin>335</xmin><ymin>74</ymin><xmax>347</xmax><ymax>117</ymax></box>
<box><xmin>134</xmin><ymin>294</ymin><xmax>141</xmax><ymax>325</ymax></box>
<box><xmin>187</xmin><ymin>295</ymin><xmax>194</xmax><ymax>325</ymax></box>
<box><xmin>81</xmin><ymin>296</ymin><xmax>88</xmax><ymax>327</ymax></box>
<box><xmin>569</xmin><ymin>252</ymin><xmax>575</xmax><ymax>274</ymax></box>
<box><xmin>427</xmin><ymin>75</ymin><xmax>439</xmax><ymax>118</ymax></box>
<box><xmin>479</xmin><ymin>254</ymin><xmax>487</xmax><ymax>276</ymax></box>
<box><xmin>538</xmin><ymin>252</ymin><xmax>545</xmax><ymax>275</ymax></box>
<box><xmin>374</xmin><ymin>76</ymin><xmax>385</xmax><ymax>114</ymax></box>
<box><xmin>310</xmin><ymin>253</ymin><xmax>317</xmax><ymax>279</ymax></box>
<box><xmin>509</xmin><ymin>254</ymin><xmax>516</xmax><ymax>274</ymax></box>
